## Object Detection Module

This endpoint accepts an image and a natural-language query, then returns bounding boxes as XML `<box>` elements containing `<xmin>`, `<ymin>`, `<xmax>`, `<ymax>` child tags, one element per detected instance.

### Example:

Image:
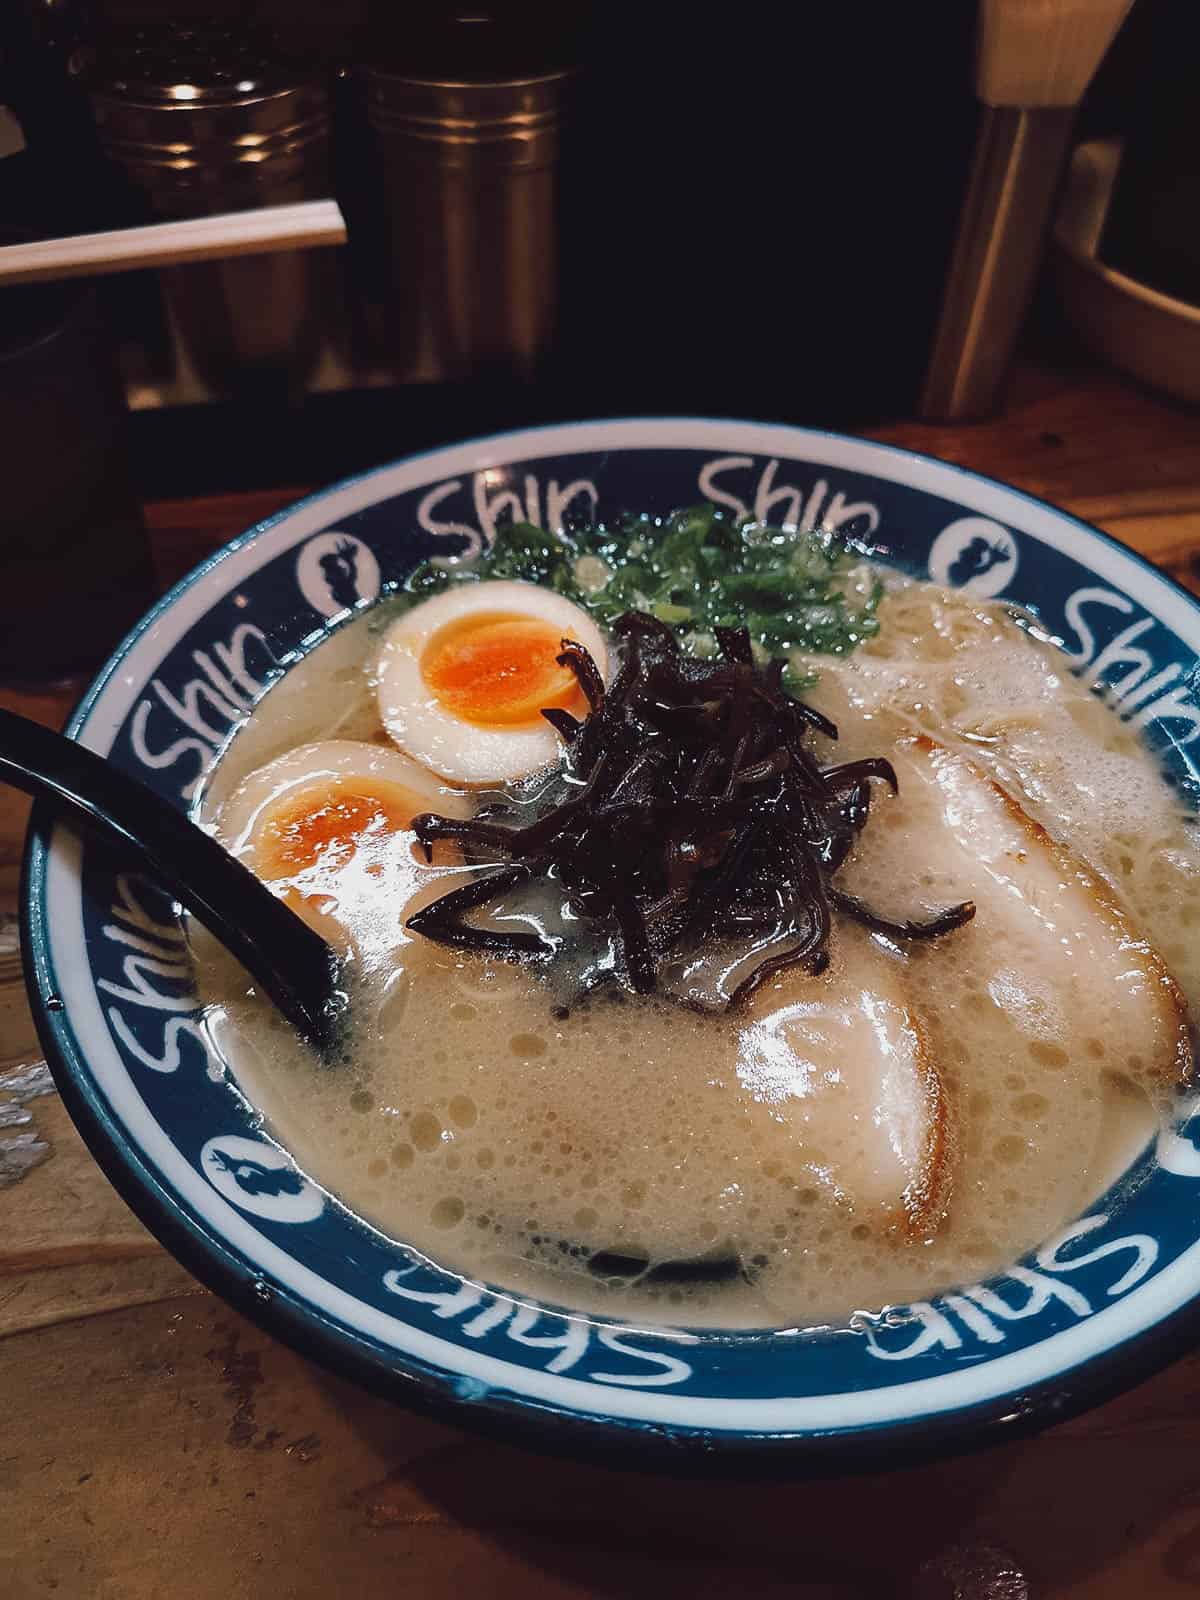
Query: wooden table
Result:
<box><xmin>5</xmin><ymin>359</ymin><xmax>1200</xmax><ymax>1599</ymax></box>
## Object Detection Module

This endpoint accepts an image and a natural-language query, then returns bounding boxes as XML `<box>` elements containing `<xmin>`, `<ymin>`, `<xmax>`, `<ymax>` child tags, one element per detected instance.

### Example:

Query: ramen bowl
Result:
<box><xmin>24</xmin><ymin>419</ymin><xmax>1200</xmax><ymax>1470</ymax></box>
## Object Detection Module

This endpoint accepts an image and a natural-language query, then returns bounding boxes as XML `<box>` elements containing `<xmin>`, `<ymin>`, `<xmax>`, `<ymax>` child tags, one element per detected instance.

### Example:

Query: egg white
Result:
<box><xmin>372</xmin><ymin>579</ymin><xmax>608</xmax><ymax>785</ymax></box>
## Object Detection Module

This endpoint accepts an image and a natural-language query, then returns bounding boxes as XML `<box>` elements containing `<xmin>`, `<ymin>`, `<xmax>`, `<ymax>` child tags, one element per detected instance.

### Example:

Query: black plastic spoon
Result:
<box><xmin>0</xmin><ymin>707</ymin><xmax>341</xmax><ymax>1052</ymax></box>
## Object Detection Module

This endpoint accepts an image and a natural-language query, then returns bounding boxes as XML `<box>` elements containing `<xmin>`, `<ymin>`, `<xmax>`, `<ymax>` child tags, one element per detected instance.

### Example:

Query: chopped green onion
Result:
<box><xmin>378</xmin><ymin>505</ymin><xmax>883</xmax><ymax>688</ymax></box>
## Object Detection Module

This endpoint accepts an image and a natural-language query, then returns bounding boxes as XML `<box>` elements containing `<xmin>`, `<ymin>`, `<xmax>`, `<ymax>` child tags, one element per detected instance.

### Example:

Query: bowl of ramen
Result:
<box><xmin>24</xmin><ymin>419</ymin><xmax>1200</xmax><ymax>1468</ymax></box>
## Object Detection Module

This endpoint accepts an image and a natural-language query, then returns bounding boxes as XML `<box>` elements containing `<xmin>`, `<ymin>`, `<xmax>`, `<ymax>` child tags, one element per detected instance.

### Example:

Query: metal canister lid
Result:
<box><xmin>364</xmin><ymin>14</ymin><xmax>571</xmax><ymax>170</ymax></box>
<box><xmin>90</xmin><ymin>24</ymin><xmax>328</xmax><ymax>185</ymax></box>
<box><xmin>366</xmin><ymin>70</ymin><xmax>567</xmax><ymax>163</ymax></box>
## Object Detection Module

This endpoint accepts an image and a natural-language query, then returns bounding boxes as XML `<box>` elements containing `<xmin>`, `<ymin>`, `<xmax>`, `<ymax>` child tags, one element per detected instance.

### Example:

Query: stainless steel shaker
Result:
<box><xmin>366</xmin><ymin>57</ymin><xmax>570</xmax><ymax>382</ymax></box>
<box><xmin>90</xmin><ymin>25</ymin><xmax>331</xmax><ymax>396</ymax></box>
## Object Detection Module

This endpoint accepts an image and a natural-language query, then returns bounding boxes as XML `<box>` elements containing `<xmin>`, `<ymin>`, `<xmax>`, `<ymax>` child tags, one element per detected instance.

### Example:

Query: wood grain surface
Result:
<box><xmin>3</xmin><ymin>358</ymin><xmax>1200</xmax><ymax>1599</ymax></box>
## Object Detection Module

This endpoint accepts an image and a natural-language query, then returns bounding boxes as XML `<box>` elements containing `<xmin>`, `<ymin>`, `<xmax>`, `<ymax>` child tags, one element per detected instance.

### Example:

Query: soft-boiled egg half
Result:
<box><xmin>213</xmin><ymin>739</ymin><xmax>469</xmax><ymax>959</ymax></box>
<box><xmin>373</xmin><ymin>580</ymin><xmax>608</xmax><ymax>785</ymax></box>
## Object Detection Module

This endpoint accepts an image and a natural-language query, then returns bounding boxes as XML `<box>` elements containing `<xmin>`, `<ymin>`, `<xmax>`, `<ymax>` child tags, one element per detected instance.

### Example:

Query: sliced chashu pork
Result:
<box><xmin>738</xmin><ymin>734</ymin><xmax>1193</xmax><ymax>1252</ymax></box>
<box><xmin>737</xmin><ymin>924</ymin><xmax>950</xmax><ymax>1239</ymax></box>
<box><xmin>841</xmin><ymin>735</ymin><xmax>1192</xmax><ymax>1101</ymax></box>
<box><xmin>926</xmin><ymin>735</ymin><xmax>1190</xmax><ymax>1092</ymax></box>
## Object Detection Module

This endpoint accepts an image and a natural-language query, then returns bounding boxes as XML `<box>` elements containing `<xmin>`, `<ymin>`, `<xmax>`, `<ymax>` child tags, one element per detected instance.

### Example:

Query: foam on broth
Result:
<box><xmin>195</xmin><ymin>581</ymin><xmax>1198</xmax><ymax>1328</ymax></box>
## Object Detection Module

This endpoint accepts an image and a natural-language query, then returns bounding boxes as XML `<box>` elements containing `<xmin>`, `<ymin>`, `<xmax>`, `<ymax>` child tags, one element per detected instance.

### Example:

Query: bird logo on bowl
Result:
<box><xmin>200</xmin><ymin>1135</ymin><xmax>324</xmax><ymax>1223</ymax></box>
<box><xmin>296</xmin><ymin>531</ymin><xmax>381</xmax><ymax>619</ymax></box>
<box><xmin>929</xmin><ymin>516</ymin><xmax>1020</xmax><ymax>597</ymax></box>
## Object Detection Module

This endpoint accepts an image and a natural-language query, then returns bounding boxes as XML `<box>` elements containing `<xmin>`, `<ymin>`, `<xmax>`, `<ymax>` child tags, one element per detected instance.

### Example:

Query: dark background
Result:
<box><xmin>0</xmin><ymin>0</ymin><xmax>1180</xmax><ymax>497</ymax></box>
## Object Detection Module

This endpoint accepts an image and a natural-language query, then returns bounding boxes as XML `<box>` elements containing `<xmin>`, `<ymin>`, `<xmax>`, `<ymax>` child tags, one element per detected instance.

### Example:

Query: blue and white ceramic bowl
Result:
<box><xmin>24</xmin><ymin>420</ymin><xmax>1200</xmax><ymax>1468</ymax></box>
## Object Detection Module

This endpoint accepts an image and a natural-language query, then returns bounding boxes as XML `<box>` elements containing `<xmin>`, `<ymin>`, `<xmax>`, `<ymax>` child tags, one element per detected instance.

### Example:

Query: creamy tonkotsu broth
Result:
<box><xmin>195</xmin><ymin>576</ymin><xmax>1198</xmax><ymax>1329</ymax></box>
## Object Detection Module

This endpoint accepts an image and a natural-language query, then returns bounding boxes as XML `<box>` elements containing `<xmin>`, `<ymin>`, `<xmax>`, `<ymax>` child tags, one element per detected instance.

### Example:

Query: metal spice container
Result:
<box><xmin>90</xmin><ymin>24</ymin><xmax>331</xmax><ymax>396</ymax></box>
<box><xmin>366</xmin><ymin>57</ymin><xmax>570</xmax><ymax>382</ymax></box>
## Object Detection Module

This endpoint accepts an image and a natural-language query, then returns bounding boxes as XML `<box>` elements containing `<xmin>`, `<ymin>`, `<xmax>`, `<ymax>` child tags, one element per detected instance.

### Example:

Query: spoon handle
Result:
<box><xmin>0</xmin><ymin>707</ymin><xmax>338</xmax><ymax>1051</ymax></box>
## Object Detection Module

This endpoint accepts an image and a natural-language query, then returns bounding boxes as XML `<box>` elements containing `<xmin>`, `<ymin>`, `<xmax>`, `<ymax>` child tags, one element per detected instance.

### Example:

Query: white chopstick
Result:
<box><xmin>0</xmin><ymin>199</ymin><xmax>347</xmax><ymax>285</ymax></box>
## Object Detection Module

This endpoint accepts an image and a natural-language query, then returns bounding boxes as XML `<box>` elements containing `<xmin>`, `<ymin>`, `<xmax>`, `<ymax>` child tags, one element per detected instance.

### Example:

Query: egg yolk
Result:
<box><xmin>257</xmin><ymin>783</ymin><xmax>417</xmax><ymax>880</ymax></box>
<box><xmin>420</xmin><ymin>612</ymin><xmax>587</xmax><ymax>727</ymax></box>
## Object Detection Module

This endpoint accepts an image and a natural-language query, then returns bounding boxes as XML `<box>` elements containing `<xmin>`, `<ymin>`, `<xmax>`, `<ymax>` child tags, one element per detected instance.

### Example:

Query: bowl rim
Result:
<box><xmin>22</xmin><ymin>414</ymin><xmax>1200</xmax><ymax>1471</ymax></box>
